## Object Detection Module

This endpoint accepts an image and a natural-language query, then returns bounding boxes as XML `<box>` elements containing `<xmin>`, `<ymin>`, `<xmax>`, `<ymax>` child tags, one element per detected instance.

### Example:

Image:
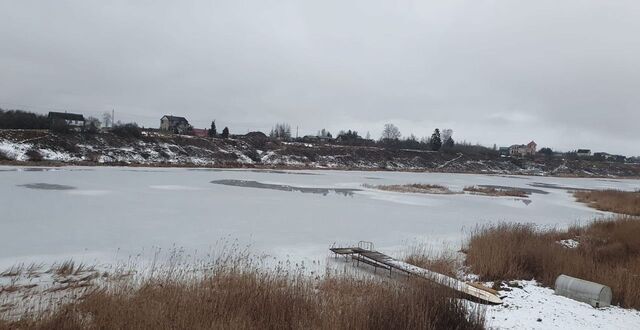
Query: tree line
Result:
<box><xmin>0</xmin><ymin>108</ymin><xmax>547</xmax><ymax>157</ymax></box>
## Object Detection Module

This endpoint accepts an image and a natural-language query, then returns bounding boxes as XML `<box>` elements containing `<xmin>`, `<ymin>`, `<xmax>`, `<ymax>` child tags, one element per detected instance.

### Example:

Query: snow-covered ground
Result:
<box><xmin>1</xmin><ymin>166</ymin><xmax>640</xmax><ymax>327</ymax></box>
<box><xmin>485</xmin><ymin>281</ymin><xmax>640</xmax><ymax>330</ymax></box>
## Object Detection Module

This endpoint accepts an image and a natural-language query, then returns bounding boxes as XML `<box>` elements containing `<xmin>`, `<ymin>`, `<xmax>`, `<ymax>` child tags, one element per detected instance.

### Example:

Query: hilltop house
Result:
<box><xmin>160</xmin><ymin>115</ymin><xmax>192</xmax><ymax>134</ymax></box>
<box><xmin>48</xmin><ymin>112</ymin><xmax>85</xmax><ymax>131</ymax></box>
<box><xmin>509</xmin><ymin>141</ymin><xmax>537</xmax><ymax>157</ymax></box>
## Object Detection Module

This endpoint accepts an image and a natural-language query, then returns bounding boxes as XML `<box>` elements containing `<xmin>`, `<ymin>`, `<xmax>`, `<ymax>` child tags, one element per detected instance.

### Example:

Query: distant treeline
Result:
<box><xmin>0</xmin><ymin>109</ymin><xmax>49</xmax><ymax>129</ymax></box>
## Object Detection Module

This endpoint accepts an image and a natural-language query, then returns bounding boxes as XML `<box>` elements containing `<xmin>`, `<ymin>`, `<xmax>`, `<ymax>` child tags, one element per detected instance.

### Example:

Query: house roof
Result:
<box><xmin>162</xmin><ymin>115</ymin><xmax>189</xmax><ymax>124</ymax></box>
<box><xmin>48</xmin><ymin>112</ymin><xmax>85</xmax><ymax>121</ymax></box>
<box><xmin>577</xmin><ymin>149</ymin><xmax>591</xmax><ymax>153</ymax></box>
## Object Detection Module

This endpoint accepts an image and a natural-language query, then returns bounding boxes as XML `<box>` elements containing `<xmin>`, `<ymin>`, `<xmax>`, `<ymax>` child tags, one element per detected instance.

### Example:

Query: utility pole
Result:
<box><xmin>296</xmin><ymin>126</ymin><xmax>299</xmax><ymax>139</ymax></box>
<box><xmin>112</xmin><ymin>109</ymin><xmax>115</xmax><ymax>127</ymax></box>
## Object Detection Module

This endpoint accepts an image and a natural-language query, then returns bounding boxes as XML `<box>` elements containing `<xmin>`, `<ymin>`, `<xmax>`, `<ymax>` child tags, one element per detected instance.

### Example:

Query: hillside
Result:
<box><xmin>1</xmin><ymin>129</ymin><xmax>639</xmax><ymax>177</ymax></box>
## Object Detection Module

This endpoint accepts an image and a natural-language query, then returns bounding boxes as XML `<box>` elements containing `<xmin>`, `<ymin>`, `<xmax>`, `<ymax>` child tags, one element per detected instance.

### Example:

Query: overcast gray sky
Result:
<box><xmin>1</xmin><ymin>1</ymin><xmax>638</xmax><ymax>155</ymax></box>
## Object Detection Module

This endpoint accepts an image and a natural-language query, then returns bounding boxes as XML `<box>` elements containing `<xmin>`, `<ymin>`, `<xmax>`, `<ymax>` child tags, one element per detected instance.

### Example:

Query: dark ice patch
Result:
<box><xmin>529</xmin><ymin>182</ymin><xmax>590</xmax><ymax>191</ymax></box>
<box><xmin>18</xmin><ymin>183</ymin><xmax>76</xmax><ymax>190</ymax></box>
<box><xmin>21</xmin><ymin>168</ymin><xmax>57</xmax><ymax>172</ymax></box>
<box><xmin>211</xmin><ymin>179</ymin><xmax>358</xmax><ymax>196</ymax></box>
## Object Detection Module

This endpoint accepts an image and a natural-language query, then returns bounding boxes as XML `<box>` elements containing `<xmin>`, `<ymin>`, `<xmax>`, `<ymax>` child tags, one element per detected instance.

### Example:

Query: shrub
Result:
<box><xmin>25</xmin><ymin>149</ymin><xmax>43</xmax><ymax>162</ymax></box>
<box><xmin>49</xmin><ymin>119</ymin><xmax>70</xmax><ymax>133</ymax></box>
<box><xmin>0</xmin><ymin>109</ymin><xmax>49</xmax><ymax>129</ymax></box>
<box><xmin>111</xmin><ymin>123</ymin><xmax>142</xmax><ymax>138</ymax></box>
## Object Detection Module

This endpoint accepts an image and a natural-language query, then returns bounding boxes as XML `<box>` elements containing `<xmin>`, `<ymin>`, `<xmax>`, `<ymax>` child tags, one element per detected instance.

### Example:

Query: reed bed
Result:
<box><xmin>462</xmin><ymin>186</ymin><xmax>528</xmax><ymax>198</ymax></box>
<box><xmin>1</xmin><ymin>256</ymin><xmax>485</xmax><ymax>329</ymax></box>
<box><xmin>367</xmin><ymin>183</ymin><xmax>456</xmax><ymax>194</ymax></box>
<box><xmin>464</xmin><ymin>217</ymin><xmax>640</xmax><ymax>308</ymax></box>
<box><xmin>574</xmin><ymin>189</ymin><xmax>640</xmax><ymax>216</ymax></box>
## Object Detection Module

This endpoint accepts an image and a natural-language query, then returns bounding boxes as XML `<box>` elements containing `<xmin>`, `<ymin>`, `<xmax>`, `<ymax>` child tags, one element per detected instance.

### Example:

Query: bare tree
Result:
<box><xmin>269</xmin><ymin>123</ymin><xmax>291</xmax><ymax>140</ymax></box>
<box><xmin>381</xmin><ymin>123</ymin><xmax>401</xmax><ymax>140</ymax></box>
<box><xmin>317</xmin><ymin>128</ymin><xmax>332</xmax><ymax>138</ymax></box>
<box><xmin>441</xmin><ymin>129</ymin><xmax>453</xmax><ymax>143</ymax></box>
<box><xmin>84</xmin><ymin>116</ymin><xmax>101</xmax><ymax>133</ymax></box>
<box><xmin>102</xmin><ymin>112</ymin><xmax>112</xmax><ymax>128</ymax></box>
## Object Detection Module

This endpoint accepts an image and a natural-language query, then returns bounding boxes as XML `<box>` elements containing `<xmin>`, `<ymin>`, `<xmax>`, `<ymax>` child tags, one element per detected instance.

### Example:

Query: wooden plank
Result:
<box><xmin>331</xmin><ymin>246</ymin><xmax>503</xmax><ymax>305</ymax></box>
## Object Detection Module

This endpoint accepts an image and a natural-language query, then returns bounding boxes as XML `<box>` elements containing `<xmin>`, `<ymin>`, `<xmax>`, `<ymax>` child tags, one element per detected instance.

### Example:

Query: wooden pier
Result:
<box><xmin>330</xmin><ymin>241</ymin><xmax>502</xmax><ymax>305</ymax></box>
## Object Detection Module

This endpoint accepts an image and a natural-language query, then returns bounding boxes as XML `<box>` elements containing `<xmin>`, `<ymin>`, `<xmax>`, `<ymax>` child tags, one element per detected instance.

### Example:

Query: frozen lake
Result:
<box><xmin>1</xmin><ymin>166</ymin><xmax>639</xmax><ymax>270</ymax></box>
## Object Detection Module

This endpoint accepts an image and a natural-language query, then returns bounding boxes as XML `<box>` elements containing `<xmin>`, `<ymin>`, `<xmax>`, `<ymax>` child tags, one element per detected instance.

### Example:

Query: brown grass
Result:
<box><xmin>463</xmin><ymin>186</ymin><xmax>529</xmax><ymax>198</ymax></box>
<box><xmin>404</xmin><ymin>246</ymin><xmax>459</xmax><ymax>278</ymax></box>
<box><xmin>464</xmin><ymin>217</ymin><xmax>640</xmax><ymax>308</ymax></box>
<box><xmin>574</xmin><ymin>189</ymin><xmax>640</xmax><ymax>216</ymax></box>
<box><xmin>0</xmin><ymin>266</ymin><xmax>485</xmax><ymax>330</ymax></box>
<box><xmin>370</xmin><ymin>183</ymin><xmax>455</xmax><ymax>194</ymax></box>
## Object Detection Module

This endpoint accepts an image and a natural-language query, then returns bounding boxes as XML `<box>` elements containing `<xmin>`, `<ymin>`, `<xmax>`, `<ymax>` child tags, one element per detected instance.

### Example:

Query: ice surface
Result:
<box><xmin>1</xmin><ymin>166</ymin><xmax>639</xmax><ymax>271</ymax></box>
<box><xmin>3</xmin><ymin>166</ymin><xmax>640</xmax><ymax>327</ymax></box>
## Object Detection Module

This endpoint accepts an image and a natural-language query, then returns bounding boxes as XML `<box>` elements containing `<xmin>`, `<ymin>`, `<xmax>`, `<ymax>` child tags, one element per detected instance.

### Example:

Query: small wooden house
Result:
<box><xmin>160</xmin><ymin>115</ymin><xmax>192</xmax><ymax>134</ymax></box>
<box><xmin>48</xmin><ymin>112</ymin><xmax>85</xmax><ymax>131</ymax></box>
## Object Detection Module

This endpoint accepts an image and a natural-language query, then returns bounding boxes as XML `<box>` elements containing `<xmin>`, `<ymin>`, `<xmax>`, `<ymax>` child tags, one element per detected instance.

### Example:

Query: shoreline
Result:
<box><xmin>2</xmin><ymin>161</ymin><xmax>640</xmax><ymax>180</ymax></box>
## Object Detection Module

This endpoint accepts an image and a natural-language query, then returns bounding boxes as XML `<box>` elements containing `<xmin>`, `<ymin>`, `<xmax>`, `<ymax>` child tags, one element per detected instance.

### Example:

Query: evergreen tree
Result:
<box><xmin>443</xmin><ymin>136</ymin><xmax>454</xmax><ymax>149</ymax></box>
<box><xmin>209</xmin><ymin>120</ymin><xmax>217</xmax><ymax>137</ymax></box>
<box><xmin>430</xmin><ymin>128</ymin><xmax>442</xmax><ymax>151</ymax></box>
<box><xmin>221</xmin><ymin>126</ymin><xmax>229</xmax><ymax>139</ymax></box>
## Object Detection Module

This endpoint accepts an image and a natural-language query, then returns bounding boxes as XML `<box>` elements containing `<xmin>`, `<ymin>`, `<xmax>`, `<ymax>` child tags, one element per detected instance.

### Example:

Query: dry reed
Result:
<box><xmin>1</xmin><ymin>261</ymin><xmax>485</xmax><ymax>329</ymax></box>
<box><xmin>574</xmin><ymin>189</ymin><xmax>640</xmax><ymax>216</ymax></box>
<box><xmin>463</xmin><ymin>186</ymin><xmax>528</xmax><ymax>198</ymax></box>
<box><xmin>464</xmin><ymin>217</ymin><xmax>640</xmax><ymax>308</ymax></box>
<box><xmin>370</xmin><ymin>183</ymin><xmax>455</xmax><ymax>194</ymax></box>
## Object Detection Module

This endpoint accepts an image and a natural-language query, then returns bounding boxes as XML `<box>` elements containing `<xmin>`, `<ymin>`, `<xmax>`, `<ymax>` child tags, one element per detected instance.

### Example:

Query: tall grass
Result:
<box><xmin>464</xmin><ymin>217</ymin><xmax>640</xmax><ymax>308</ymax></box>
<box><xmin>463</xmin><ymin>186</ymin><xmax>528</xmax><ymax>198</ymax></box>
<box><xmin>1</xmin><ymin>262</ymin><xmax>485</xmax><ymax>329</ymax></box>
<box><xmin>366</xmin><ymin>183</ymin><xmax>455</xmax><ymax>194</ymax></box>
<box><xmin>574</xmin><ymin>189</ymin><xmax>640</xmax><ymax>216</ymax></box>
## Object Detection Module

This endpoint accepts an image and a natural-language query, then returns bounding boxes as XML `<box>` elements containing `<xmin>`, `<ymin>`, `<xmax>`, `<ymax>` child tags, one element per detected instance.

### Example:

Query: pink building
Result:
<box><xmin>509</xmin><ymin>141</ymin><xmax>537</xmax><ymax>157</ymax></box>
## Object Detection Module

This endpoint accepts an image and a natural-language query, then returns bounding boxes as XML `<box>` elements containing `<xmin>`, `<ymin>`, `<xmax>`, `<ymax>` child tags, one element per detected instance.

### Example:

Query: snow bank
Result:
<box><xmin>486</xmin><ymin>280</ymin><xmax>640</xmax><ymax>329</ymax></box>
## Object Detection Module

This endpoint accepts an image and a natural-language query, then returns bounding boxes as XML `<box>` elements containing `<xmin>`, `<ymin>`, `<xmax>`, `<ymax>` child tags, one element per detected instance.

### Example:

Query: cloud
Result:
<box><xmin>1</xmin><ymin>0</ymin><xmax>638</xmax><ymax>155</ymax></box>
